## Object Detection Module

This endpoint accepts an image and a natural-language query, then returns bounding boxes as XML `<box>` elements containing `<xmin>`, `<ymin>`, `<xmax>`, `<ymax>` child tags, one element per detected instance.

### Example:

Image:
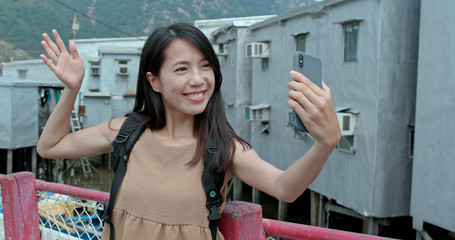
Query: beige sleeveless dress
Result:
<box><xmin>101</xmin><ymin>129</ymin><xmax>227</xmax><ymax>240</ymax></box>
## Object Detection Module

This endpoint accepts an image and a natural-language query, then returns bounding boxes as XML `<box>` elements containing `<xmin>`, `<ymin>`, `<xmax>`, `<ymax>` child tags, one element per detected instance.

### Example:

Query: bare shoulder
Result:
<box><xmin>232</xmin><ymin>139</ymin><xmax>259</xmax><ymax>164</ymax></box>
<box><xmin>108</xmin><ymin>117</ymin><xmax>127</xmax><ymax>131</ymax></box>
<box><xmin>233</xmin><ymin>139</ymin><xmax>252</xmax><ymax>154</ymax></box>
<box><xmin>100</xmin><ymin>117</ymin><xmax>127</xmax><ymax>143</ymax></box>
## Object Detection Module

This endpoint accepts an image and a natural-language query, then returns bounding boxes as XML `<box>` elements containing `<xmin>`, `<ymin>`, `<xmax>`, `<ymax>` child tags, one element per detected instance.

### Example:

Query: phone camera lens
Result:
<box><xmin>299</xmin><ymin>55</ymin><xmax>304</xmax><ymax>67</ymax></box>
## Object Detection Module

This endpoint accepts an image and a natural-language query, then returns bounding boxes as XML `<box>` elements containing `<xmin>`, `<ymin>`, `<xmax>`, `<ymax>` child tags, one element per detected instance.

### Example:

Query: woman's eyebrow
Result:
<box><xmin>172</xmin><ymin>60</ymin><xmax>190</xmax><ymax>66</ymax></box>
<box><xmin>172</xmin><ymin>58</ymin><xmax>208</xmax><ymax>66</ymax></box>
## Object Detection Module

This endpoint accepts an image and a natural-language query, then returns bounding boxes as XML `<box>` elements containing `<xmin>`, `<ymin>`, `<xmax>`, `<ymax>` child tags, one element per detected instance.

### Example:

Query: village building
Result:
<box><xmin>209</xmin><ymin>0</ymin><xmax>422</xmax><ymax>236</ymax></box>
<box><xmin>1</xmin><ymin>0</ymin><xmax>454</xmax><ymax>237</ymax></box>
<box><xmin>411</xmin><ymin>0</ymin><xmax>455</xmax><ymax>237</ymax></box>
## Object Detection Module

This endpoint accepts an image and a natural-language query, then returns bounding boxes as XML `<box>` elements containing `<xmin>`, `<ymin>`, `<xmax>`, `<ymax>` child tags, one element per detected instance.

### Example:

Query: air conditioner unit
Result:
<box><xmin>213</xmin><ymin>43</ymin><xmax>228</xmax><ymax>56</ymax></box>
<box><xmin>246</xmin><ymin>42</ymin><xmax>269</xmax><ymax>58</ymax></box>
<box><xmin>337</xmin><ymin>112</ymin><xmax>357</xmax><ymax>136</ymax></box>
<box><xmin>245</xmin><ymin>104</ymin><xmax>270</xmax><ymax>122</ymax></box>
<box><xmin>116</xmin><ymin>60</ymin><xmax>129</xmax><ymax>76</ymax></box>
<box><xmin>89</xmin><ymin>60</ymin><xmax>100</xmax><ymax>76</ymax></box>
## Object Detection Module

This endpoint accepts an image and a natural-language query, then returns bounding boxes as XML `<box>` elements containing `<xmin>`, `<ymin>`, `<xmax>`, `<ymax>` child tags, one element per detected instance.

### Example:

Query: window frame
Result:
<box><xmin>89</xmin><ymin>59</ymin><xmax>101</xmax><ymax>76</ymax></box>
<box><xmin>116</xmin><ymin>59</ymin><xmax>130</xmax><ymax>76</ymax></box>
<box><xmin>261</xmin><ymin>58</ymin><xmax>269</xmax><ymax>71</ymax></box>
<box><xmin>18</xmin><ymin>69</ymin><xmax>27</xmax><ymax>79</ymax></box>
<box><xmin>227</xmin><ymin>41</ymin><xmax>235</xmax><ymax>66</ymax></box>
<box><xmin>408</xmin><ymin>125</ymin><xmax>415</xmax><ymax>159</ymax></box>
<box><xmin>343</xmin><ymin>21</ymin><xmax>360</xmax><ymax>62</ymax></box>
<box><xmin>337</xmin><ymin>135</ymin><xmax>355</xmax><ymax>154</ymax></box>
<box><xmin>294</xmin><ymin>33</ymin><xmax>307</xmax><ymax>52</ymax></box>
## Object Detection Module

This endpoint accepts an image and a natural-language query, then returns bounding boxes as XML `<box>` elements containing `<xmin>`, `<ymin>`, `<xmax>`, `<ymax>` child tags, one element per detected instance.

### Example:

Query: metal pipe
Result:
<box><xmin>263</xmin><ymin>218</ymin><xmax>395</xmax><ymax>240</ymax></box>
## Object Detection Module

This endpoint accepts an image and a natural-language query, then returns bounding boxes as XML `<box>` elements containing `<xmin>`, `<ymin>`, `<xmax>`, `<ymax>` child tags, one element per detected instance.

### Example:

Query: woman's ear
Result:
<box><xmin>146</xmin><ymin>72</ymin><xmax>160</xmax><ymax>92</ymax></box>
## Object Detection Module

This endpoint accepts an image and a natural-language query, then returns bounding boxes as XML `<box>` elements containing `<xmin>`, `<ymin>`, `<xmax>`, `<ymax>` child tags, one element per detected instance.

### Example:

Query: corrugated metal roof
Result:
<box><xmin>250</xmin><ymin>0</ymin><xmax>351</xmax><ymax>30</ymax></box>
<box><xmin>99</xmin><ymin>46</ymin><xmax>142</xmax><ymax>55</ymax></box>
<box><xmin>0</xmin><ymin>77</ymin><xmax>64</xmax><ymax>87</ymax></box>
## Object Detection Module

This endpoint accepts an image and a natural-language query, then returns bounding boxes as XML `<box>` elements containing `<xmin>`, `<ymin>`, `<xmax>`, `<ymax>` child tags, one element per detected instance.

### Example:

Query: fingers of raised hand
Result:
<box><xmin>287</xmin><ymin>81</ymin><xmax>318</xmax><ymax>104</ymax></box>
<box><xmin>288</xmin><ymin>89</ymin><xmax>327</xmax><ymax>123</ymax></box>
<box><xmin>41</xmin><ymin>30</ymin><xmax>68</xmax><ymax>60</ymax></box>
<box><xmin>68</xmin><ymin>42</ymin><xmax>81</xmax><ymax>60</ymax></box>
<box><xmin>288</xmin><ymin>85</ymin><xmax>335</xmax><ymax>127</ymax></box>
<box><xmin>52</xmin><ymin>29</ymin><xmax>68</xmax><ymax>53</ymax></box>
<box><xmin>41</xmin><ymin>35</ymin><xmax>57</xmax><ymax>62</ymax></box>
<box><xmin>290</xmin><ymin>70</ymin><xmax>320</xmax><ymax>93</ymax></box>
<box><xmin>42</xmin><ymin>33</ymin><xmax>59</xmax><ymax>56</ymax></box>
<box><xmin>288</xmin><ymin>89</ymin><xmax>310</xmax><ymax>111</ymax></box>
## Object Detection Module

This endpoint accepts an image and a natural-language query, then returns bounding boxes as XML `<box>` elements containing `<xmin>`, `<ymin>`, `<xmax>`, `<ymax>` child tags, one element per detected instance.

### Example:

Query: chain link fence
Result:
<box><xmin>37</xmin><ymin>191</ymin><xmax>104</xmax><ymax>240</ymax></box>
<box><xmin>1</xmin><ymin>187</ymin><xmax>4</xmax><ymax>240</ymax></box>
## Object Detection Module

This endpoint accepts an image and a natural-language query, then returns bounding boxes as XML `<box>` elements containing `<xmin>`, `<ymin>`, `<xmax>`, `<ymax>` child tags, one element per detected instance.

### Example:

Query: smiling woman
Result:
<box><xmin>146</xmin><ymin>38</ymin><xmax>215</xmax><ymax>118</ymax></box>
<box><xmin>37</xmin><ymin>22</ymin><xmax>341</xmax><ymax>240</ymax></box>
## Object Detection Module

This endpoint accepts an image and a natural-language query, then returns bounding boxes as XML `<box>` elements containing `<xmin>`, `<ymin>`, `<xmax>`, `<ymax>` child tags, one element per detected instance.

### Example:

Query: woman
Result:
<box><xmin>37</xmin><ymin>23</ymin><xmax>341</xmax><ymax>240</ymax></box>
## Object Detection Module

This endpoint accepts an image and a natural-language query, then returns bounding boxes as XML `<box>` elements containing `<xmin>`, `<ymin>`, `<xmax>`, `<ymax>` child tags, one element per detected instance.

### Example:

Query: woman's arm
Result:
<box><xmin>36</xmin><ymin>30</ymin><xmax>122</xmax><ymax>159</ymax></box>
<box><xmin>230</xmin><ymin>70</ymin><xmax>341</xmax><ymax>203</ymax></box>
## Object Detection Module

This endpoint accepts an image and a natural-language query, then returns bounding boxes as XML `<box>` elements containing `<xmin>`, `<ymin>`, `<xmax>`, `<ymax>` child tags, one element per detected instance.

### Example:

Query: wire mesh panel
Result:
<box><xmin>0</xmin><ymin>186</ymin><xmax>4</xmax><ymax>240</ymax></box>
<box><xmin>37</xmin><ymin>191</ymin><xmax>104</xmax><ymax>240</ymax></box>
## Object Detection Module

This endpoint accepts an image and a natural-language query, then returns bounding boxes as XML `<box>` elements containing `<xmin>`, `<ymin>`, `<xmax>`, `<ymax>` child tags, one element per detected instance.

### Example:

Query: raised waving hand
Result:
<box><xmin>40</xmin><ymin>29</ymin><xmax>84</xmax><ymax>90</ymax></box>
<box><xmin>287</xmin><ymin>70</ymin><xmax>340</xmax><ymax>148</ymax></box>
<box><xmin>37</xmin><ymin>30</ymin><xmax>115</xmax><ymax>159</ymax></box>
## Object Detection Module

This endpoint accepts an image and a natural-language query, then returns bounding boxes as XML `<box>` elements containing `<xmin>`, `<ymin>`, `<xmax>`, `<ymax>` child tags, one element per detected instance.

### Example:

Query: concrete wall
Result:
<box><xmin>1</xmin><ymin>59</ymin><xmax>59</xmax><ymax>82</ymax></box>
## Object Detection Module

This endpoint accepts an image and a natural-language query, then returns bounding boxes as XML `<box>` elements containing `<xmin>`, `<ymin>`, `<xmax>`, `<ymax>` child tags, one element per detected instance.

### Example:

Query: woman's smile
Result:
<box><xmin>184</xmin><ymin>90</ymin><xmax>206</xmax><ymax>102</ymax></box>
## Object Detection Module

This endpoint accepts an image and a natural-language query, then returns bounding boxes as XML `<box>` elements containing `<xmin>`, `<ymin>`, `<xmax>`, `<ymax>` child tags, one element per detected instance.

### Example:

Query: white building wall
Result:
<box><xmin>1</xmin><ymin>59</ymin><xmax>59</xmax><ymax>82</ymax></box>
<box><xmin>71</xmin><ymin>38</ymin><xmax>145</xmax><ymax>126</ymax></box>
<box><xmin>71</xmin><ymin>37</ymin><xmax>146</xmax><ymax>93</ymax></box>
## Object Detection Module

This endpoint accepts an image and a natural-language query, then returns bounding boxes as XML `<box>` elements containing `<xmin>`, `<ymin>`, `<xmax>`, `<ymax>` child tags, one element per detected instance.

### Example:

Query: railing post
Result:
<box><xmin>219</xmin><ymin>201</ymin><xmax>265</xmax><ymax>240</ymax></box>
<box><xmin>0</xmin><ymin>171</ymin><xmax>40</xmax><ymax>240</ymax></box>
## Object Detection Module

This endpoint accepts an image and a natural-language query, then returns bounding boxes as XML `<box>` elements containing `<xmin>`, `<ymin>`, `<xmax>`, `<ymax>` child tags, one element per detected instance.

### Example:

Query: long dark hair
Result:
<box><xmin>131</xmin><ymin>23</ymin><xmax>250</xmax><ymax>169</ymax></box>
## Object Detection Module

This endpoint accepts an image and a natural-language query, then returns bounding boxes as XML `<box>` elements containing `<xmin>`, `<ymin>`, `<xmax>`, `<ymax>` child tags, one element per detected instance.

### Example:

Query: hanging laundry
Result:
<box><xmin>41</xmin><ymin>89</ymin><xmax>51</xmax><ymax>107</ymax></box>
<box><xmin>54</xmin><ymin>88</ymin><xmax>61</xmax><ymax>103</ymax></box>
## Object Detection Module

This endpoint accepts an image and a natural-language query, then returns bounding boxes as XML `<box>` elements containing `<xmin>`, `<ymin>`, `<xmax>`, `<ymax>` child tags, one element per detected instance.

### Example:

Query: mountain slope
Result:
<box><xmin>0</xmin><ymin>0</ymin><xmax>314</xmax><ymax>61</ymax></box>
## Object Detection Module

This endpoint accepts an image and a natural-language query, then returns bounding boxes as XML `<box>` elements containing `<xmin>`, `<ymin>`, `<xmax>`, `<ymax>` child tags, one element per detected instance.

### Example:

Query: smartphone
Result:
<box><xmin>289</xmin><ymin>51</ymin><xmax>322</xmax><ymax>132</ymax></box>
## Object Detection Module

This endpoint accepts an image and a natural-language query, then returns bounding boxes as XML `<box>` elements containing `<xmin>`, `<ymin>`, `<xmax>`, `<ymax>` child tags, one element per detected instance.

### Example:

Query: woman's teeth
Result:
<box><xmin>187</xmin><ymin>92</ymin><xmax>203</xmax><ymax>98</ymax></box>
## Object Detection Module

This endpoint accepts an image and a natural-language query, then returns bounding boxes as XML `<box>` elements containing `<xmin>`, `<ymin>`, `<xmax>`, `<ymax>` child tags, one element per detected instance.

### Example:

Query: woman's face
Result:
<box><xmin>146</xmin><ymin>38</ymin><xmax>215</xmax><ymax>118</ymax></box>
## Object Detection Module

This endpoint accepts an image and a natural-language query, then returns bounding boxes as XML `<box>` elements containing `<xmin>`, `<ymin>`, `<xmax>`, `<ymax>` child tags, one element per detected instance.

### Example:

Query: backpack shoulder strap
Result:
<box><xmin>202</xmin><ymin>134</ymin><xmax>226</xmax><ymax>240</ymax></box>
<box><xmin>103</xmin><ymin>117</ymin><xmax>224</xmax><ymax>240</ymax></box>
<box><xmin>102</xmin><ymin>115</ymin><xmax>146</xmax><ymax>240</ymax></box>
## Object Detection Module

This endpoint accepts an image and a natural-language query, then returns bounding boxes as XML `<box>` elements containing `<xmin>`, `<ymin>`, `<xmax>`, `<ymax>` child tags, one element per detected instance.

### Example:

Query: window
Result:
<box><xmin>408</xmin><ymin>125</ymin><xmax>415</xmax><ymax>158</ymax></box>
<box><xmin>18</xmin><ymin>69</ymin><xmax>27</xmax><ymax>79</ymax></box>
<box><xmin>337</xmin><ymin>135</ymin><xmax>355</xmax><ymax>153</ymax></box>
<box><xmin>261</xmin><ymin>58</ymin><xmax>269</xmax><ymax>71</ymax></box>
<box><xmin>295</xmin><ymin>34</ymin><xmax>306</xmax><ymax>52</ymax></box>
<box><xmin>228</xmin><ymin>41</ymin><xmax>235</xmax><ymax>65</ymax></box>
<box><xmin>343</xmin><ymin>22</ymin><xmax>359</xmax><ymax>62</ymax></box>
<box><xmin>218</xmin><ymin>43</ymin><xmax>228</xmax><ymax>56</ymax></box>
<box><xmin>116</xmin><ymin>60</ymin><xmax>129</xmax><ymax>75</ymax></box>
<box><xmin>89</xmin><ymin>60</ymin><xmax>100</xmax><ymax>76</ymax></box>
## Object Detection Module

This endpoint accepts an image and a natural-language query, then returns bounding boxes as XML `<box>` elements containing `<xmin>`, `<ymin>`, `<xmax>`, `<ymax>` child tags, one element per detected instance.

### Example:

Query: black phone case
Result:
<box><xmin>290</xmin><ymin>51</ymin><xmax>322</xmax><ymax>132</ymax></box>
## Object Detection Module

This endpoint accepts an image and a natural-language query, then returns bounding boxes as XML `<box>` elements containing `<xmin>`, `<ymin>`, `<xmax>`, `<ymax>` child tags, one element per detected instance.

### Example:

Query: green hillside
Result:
<box><xmin>0</xmin><ymin>0</ymin><xmax>314</xmax><ymax>62</ymax></box>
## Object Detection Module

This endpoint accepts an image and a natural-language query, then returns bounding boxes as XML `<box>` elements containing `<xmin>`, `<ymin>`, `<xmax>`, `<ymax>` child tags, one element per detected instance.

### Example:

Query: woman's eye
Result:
<box><xmin>202</xmin><ymin>63</ymin><xmax>211</xmax><ymax>69</ymax></box>
<box><xmin>175</xmin><ymin>67</ymin><xmax>187</xmax><ymax>72</ymax></box>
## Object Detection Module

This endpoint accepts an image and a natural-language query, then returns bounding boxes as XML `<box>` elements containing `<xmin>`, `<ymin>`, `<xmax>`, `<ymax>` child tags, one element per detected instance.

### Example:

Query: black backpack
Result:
<box><xmin>101</xmin><ymin>115</ymin><xmax>225</xmax><ymax>240</ymax></box>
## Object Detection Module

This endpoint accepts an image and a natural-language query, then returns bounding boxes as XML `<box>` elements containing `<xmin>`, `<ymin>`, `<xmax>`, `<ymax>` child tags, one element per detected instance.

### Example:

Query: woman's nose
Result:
<box><xmin>189</xmin><ymin>70</ymin><xmax>204</xmax><ymax>85</ymax></box>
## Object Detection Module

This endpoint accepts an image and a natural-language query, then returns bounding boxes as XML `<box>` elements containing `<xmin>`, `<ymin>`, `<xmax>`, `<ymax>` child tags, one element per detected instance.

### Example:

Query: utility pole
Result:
<box><xmin>70</xmin><ymin>14</ymin><xmax>80</xmax><ymax>39</ymax></box>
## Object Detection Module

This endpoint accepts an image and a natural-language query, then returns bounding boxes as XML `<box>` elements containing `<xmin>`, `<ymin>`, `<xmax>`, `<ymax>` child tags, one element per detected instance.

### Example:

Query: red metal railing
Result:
<box><xmin>262</xmin><ymin>218</ymin><xmax>392</xmax><ymax>239</ymax></box>
<box><xmin>0</xmin><ymin>172</ymin><xmax>394</xmax><ymax>240</ymax></box>
<box><xmin>35</xmin><ymin>179</ymin><xmax>110</xmax><ymax>204</ymax></box>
